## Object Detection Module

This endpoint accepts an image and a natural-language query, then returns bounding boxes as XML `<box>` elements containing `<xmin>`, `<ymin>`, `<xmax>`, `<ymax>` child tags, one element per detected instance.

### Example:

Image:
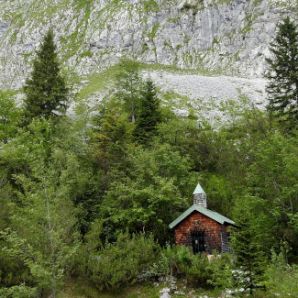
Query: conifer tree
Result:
<box><xmin>24</xmin><ymin>29</ymin><xmax>68</xmax><ymax>121</ymax></box>
<box><xmin>232</xmin><ymin>219</ymin><xmax>266</xmax><ymax>291</ymax></box>
<box><xmin>232</xmin><ymin>196</ymin><xmax>270</xmax><ymax>292</ymax></box>
<box><xmin>134</xmin><ymin>80</ymin><xmax>161</xmax><ymax>143</ymax></box>
<box><xmin>266</xmin><ymin>17</ymin><xmax>298</xmax><ymax>128</ymax></box>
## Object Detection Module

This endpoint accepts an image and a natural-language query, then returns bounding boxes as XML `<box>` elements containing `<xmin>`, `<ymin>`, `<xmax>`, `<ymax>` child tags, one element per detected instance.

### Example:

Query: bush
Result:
<box><xmin>156</xmin><ymin>245</ymin><xmax>197</xmax><ymax>278</ymax></box>
<box><xmin>158</xmin><ymin>246</ymin><xmax>233</xmax><ymax>288</ymax></box>
<box><xmin>0</xmin><ymin>230</ymin><xmax>34</xmax><ymax>288</ymax></box>
<box><xmin>207</xmin><ymin>253</ymin><xmax>233</xmax><ymax>289</ymax></box>
<box><xmin>86</xmin><ymin>233</ymin><xmax>158</xmax><ymax>290</ymax></box>
<box><xmin>265</xmin><ymin>252</ymin><xmax>298</xmax><ymax>298</ymax></box>
<box><xmin>0</xmin><ymin>285</ymin><xmax>36</xmax><ymax>298</ymax></box>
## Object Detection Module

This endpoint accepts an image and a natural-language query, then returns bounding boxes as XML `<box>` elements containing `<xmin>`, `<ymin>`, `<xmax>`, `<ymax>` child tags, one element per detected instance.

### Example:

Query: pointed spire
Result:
<box><xmin>193</xmin><ymin>182</ymin><xmax>207</xmax><ymax>208</ymax></box>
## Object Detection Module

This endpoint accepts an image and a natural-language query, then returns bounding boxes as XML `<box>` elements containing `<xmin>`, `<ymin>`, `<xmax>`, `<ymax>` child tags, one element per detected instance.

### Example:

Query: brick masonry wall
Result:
<box><xmin>174</xmin><ymin>211</ymin><xmax>228</xmax><ymax>253</ymax></box>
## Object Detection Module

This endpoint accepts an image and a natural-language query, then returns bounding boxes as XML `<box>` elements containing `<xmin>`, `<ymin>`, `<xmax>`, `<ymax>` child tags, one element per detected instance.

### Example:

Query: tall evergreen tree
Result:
<box><xmin>134</xmin><ymin>80</ymin><xmax>161</xmax><ymax>143</ymax></box>
<box><xmin>24</xmin><ymin>29</ymin><xmax>68</xmax><ymax>121</ymax></box>
<box><xmin>265</xmin><ymin>17</ymin><xmax>298</xmax><ymax>128</ymax></box>
<box><xmin>232</xmin><ymin>196</ymin><xmax>272</xmax><ymax>292</ymax></box>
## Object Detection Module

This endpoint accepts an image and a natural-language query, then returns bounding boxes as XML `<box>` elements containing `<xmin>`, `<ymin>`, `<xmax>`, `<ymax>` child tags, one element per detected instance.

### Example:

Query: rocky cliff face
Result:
<box><xmin>0</xmin><ymin>0</ymin><xmax>292</xmax><ymax>89</ymax></box>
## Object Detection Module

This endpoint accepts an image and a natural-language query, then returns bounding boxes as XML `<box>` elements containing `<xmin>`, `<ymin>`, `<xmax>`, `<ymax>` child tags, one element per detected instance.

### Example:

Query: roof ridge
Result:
<box><xmin>169</xmin><ymin>204</ymin><xmax>235</xmax><ymax>229</ymax></box>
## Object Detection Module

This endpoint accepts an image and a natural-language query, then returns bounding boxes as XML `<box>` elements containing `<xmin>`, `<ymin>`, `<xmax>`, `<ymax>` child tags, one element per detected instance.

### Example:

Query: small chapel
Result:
<box><xmin>169</xmin><ymin>182</ymin><xmax>236</xmax><ymax>254</ymax></box>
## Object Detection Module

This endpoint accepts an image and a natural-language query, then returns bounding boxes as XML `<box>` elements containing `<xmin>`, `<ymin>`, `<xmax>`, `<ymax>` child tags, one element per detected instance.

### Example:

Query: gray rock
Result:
<box><xmin>160</xmin><ymin>288</ymin><xmax>171</xmax><ymax>298</ymax></box>
<box><xmin>0</xmin><ymin>0</ymin><xmax>295</xmax><ymax>89</ymax></box>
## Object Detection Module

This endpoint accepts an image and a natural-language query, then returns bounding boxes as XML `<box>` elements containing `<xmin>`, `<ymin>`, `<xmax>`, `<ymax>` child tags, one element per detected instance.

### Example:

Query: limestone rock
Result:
<box><xmin>0</xmin><ymin>0</ymin><xmax>295</xmax><ymax>89</ymax></box>
<box><xmin>160</xmin><ymin>287</ymin><xmax>171</xmax><ymax>298</ymax></box>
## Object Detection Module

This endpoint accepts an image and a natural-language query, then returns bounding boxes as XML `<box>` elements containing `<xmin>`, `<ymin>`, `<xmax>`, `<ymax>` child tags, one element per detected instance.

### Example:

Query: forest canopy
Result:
<box><xmin>0</xmin><ymin>20</ymin><xmax>298</xmax><ymax>297</ymax></box>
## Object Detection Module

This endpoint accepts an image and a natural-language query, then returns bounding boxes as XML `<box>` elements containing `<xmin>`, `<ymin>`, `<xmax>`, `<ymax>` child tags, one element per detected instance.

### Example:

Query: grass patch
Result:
<box><xmin>148</xmin><ymin>23</ymin><xmax>160</xmax><ymax>40</ymax></box>
<box><xmin>143</xmin><ymin>0</ymin><xmax>159</xmax><ymax>13</ymax></box>
<box><xmin>161</xmin><ymin>90</ymin><xmax>191</xmax><ymax>110</ymax></box>
<box><xmin>77</xmin><ymin>60</ymin><xmax>223</xmax><ymax>100</ymax></box>
<box><xmin>58</xmin><ymin>280</ymin><xmax>161</xmax><ymax>298</ymax></box>
<box><xmin>77</xmin><ymin>63</ymin><xmax>124</xmax><ymax>99</ymax></box>
<box><xmin>140</xmin><ymin>62</ymin><xmax>222</xmax><ymax>76</ymax></box>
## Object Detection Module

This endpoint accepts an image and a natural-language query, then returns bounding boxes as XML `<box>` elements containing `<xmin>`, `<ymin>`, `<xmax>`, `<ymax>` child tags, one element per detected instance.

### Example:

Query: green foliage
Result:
<box><xmin>156</xmin><ymin>117</ymin><xmax>211</xmax><ymax>171</ymax></box>
<box><xmin>23</xmin><ymin>29</ymin><xmax>68</xmax><ymax>121</ymax></box>
<box><xmin>99</xmin><ymin>143</ymin><xmax>195</xmax><ymax>243</ymax></box>
<box><xmin>232</xmin><ymin>196</ymin><xmax>272</xmax><ymax>289</ymax></box>
<box><xmin>134</xmin><ymin>80</ymin><xmax>161</xmax><ymax>144</ymax></box>
<box><xmin>159</xmin><ymin>245</ymin><xmax>209</xmax><ymax>286</ymax></box>
<box><xmin>148</xmin><ymin>23</ymin><xmax>160</xmax><ymax>40</ymax></box>
<box><xmin>2</xmin><ymin>136</ymin><xmax>80</xmax><ymax>295</ymax></box>
<box><xmin>0</xmin><ymin>91</ymin><xmax>20</xmax><ymax>143</ymax></box>
<box><xmin>265</xmin><ymin>252</ymin><xmax>298</xmax><ymax>298</ymax></box>
<box><xmin>247</xmin><ymin>132</ymin><xmax>298</xmax><ymax>256</ymax></box>
<box><xmin>143</xmin><ymin>0</ymin><xmax>159</xmax><ymax>13</ymax></box>
<box><xmin>85</xmin><ymin>233</ymin><xmax>158</xmax><ymax>290</ymax></box>
<box><xmin>0</xmin><ymin>284</ymin><xmax>36</xmax><ymax>298</ymax></box>
<box><xmin>89</xmin><ymin>98</ymin><xmax>133</xmax><ymax>174</ymax></box>
<box><xmin>207</xmin><ymin>254</ymin><xmax>233</xmax><ymax>289</ymax></box>
<box><xmin>201</xmin><ymin>174</ymin><xmax>234</xmax><ymax>216</ymax></box>
<box><xmin>158</xmin><ymin>246</ymin><xmax>233</xmax><ymax>288</ymax></box>
<box><xmin>0</xmin><ymin>116</ymin><xmax>94</xmax><ymax>294</ymax></box>
<box><xmin>77</xmin><ymin>63</ymin><xmax>124</xmax><ymax>99</ymax></box>
<box><xmin>115</xmin><ymin>59</ymin><xmax>142</xmax><ymax>123</ymax></box>
<box><xmin>266</xmin><ymin>17</ymin><xmax>298</xmax><ymax>129</ymax></box>
<box><xmin>0</xmin><ymin>229</ymin><xmax>34</xmax><ymax>289</ymax></box>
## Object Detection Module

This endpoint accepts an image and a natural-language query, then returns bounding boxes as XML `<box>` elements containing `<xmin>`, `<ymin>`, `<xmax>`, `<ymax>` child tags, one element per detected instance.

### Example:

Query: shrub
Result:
<box><xmin>0</xmin><ymin>285</ymin><xmax>36</xmax><ymax>298</ymax></box>
<box><xmin>0</xmin><ymin>230</ymin><xmax>34</xmax><ymax>288</ymax></box>
<box><xmin>207</xmin><ymin>253</ymin><xmax>233</xmax><ymax>289</ymax></box>
<box><xmin>265</xmin><ymin>252</ymin><xmax>298</xmax><ymax>298</ymax></box>
<box><xmin>86</xmin><ymin>233</ymin><xmax>158</xmax><ymax>290</ymax></box>
<box><xmin>156</xmin><ymin>245</ymin><xmax>196</xmax><ymax>278</ymax></box>
<box><xmin>158</xmin><ymin>246</ymin><xmax>233</xmax><ymax>288</ymax></box>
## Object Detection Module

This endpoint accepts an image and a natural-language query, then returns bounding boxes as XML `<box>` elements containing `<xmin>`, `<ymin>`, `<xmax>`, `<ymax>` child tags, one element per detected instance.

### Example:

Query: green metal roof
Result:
<box><xmin>169</xmin><ymin>204</ymin><xmax>236</xmax><ymax>229</ymax></box>
<box><xmin>193</xmin><ymin>182</ymin><xmax>206</xmax><ymax>195</ymax></box>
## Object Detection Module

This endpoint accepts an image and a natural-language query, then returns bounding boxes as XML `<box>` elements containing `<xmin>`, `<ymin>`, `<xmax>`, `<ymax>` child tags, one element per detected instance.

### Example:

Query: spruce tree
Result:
<box><xmin>232</xmin><ymin>196</ymin><xmax>269</xmax><ymax>292</ymax></box>
<box><xmin>232</xmin><ymin>219</ymin><xmax>266</xmax><ymax>291</ymax></box>
<box><xmin>24</xmin><ymin>29</ymin><xmax>68</xmax><ymax>121</ymax></box>
<box><xmin>266</xmin><ymin>17</ymin><xmax>298</xmax><ymax>128</ymax></box>
<box><xmin>134</xmin><ymin>80</ymin><xmax>161</xmax><ymax>143</ymax></box>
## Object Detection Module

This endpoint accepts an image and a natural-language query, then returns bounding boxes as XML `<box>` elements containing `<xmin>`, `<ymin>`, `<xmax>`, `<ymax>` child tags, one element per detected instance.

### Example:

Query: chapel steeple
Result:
<box><xmin>193</xmin><ymin>182</ymin><xmax>207</xmax><ymax>208</ymax></box>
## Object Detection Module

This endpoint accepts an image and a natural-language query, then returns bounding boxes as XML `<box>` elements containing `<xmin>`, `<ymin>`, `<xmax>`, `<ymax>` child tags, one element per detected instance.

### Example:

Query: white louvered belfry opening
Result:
<box><xmin>193</xmin><ymin>192</ymin><xmax>207</xmax><ymax>208</ymax></box>
<box><xmin>193</xmin><ymin>182</ymin><xmax>208</xmax><ymax>208</ymax></box>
